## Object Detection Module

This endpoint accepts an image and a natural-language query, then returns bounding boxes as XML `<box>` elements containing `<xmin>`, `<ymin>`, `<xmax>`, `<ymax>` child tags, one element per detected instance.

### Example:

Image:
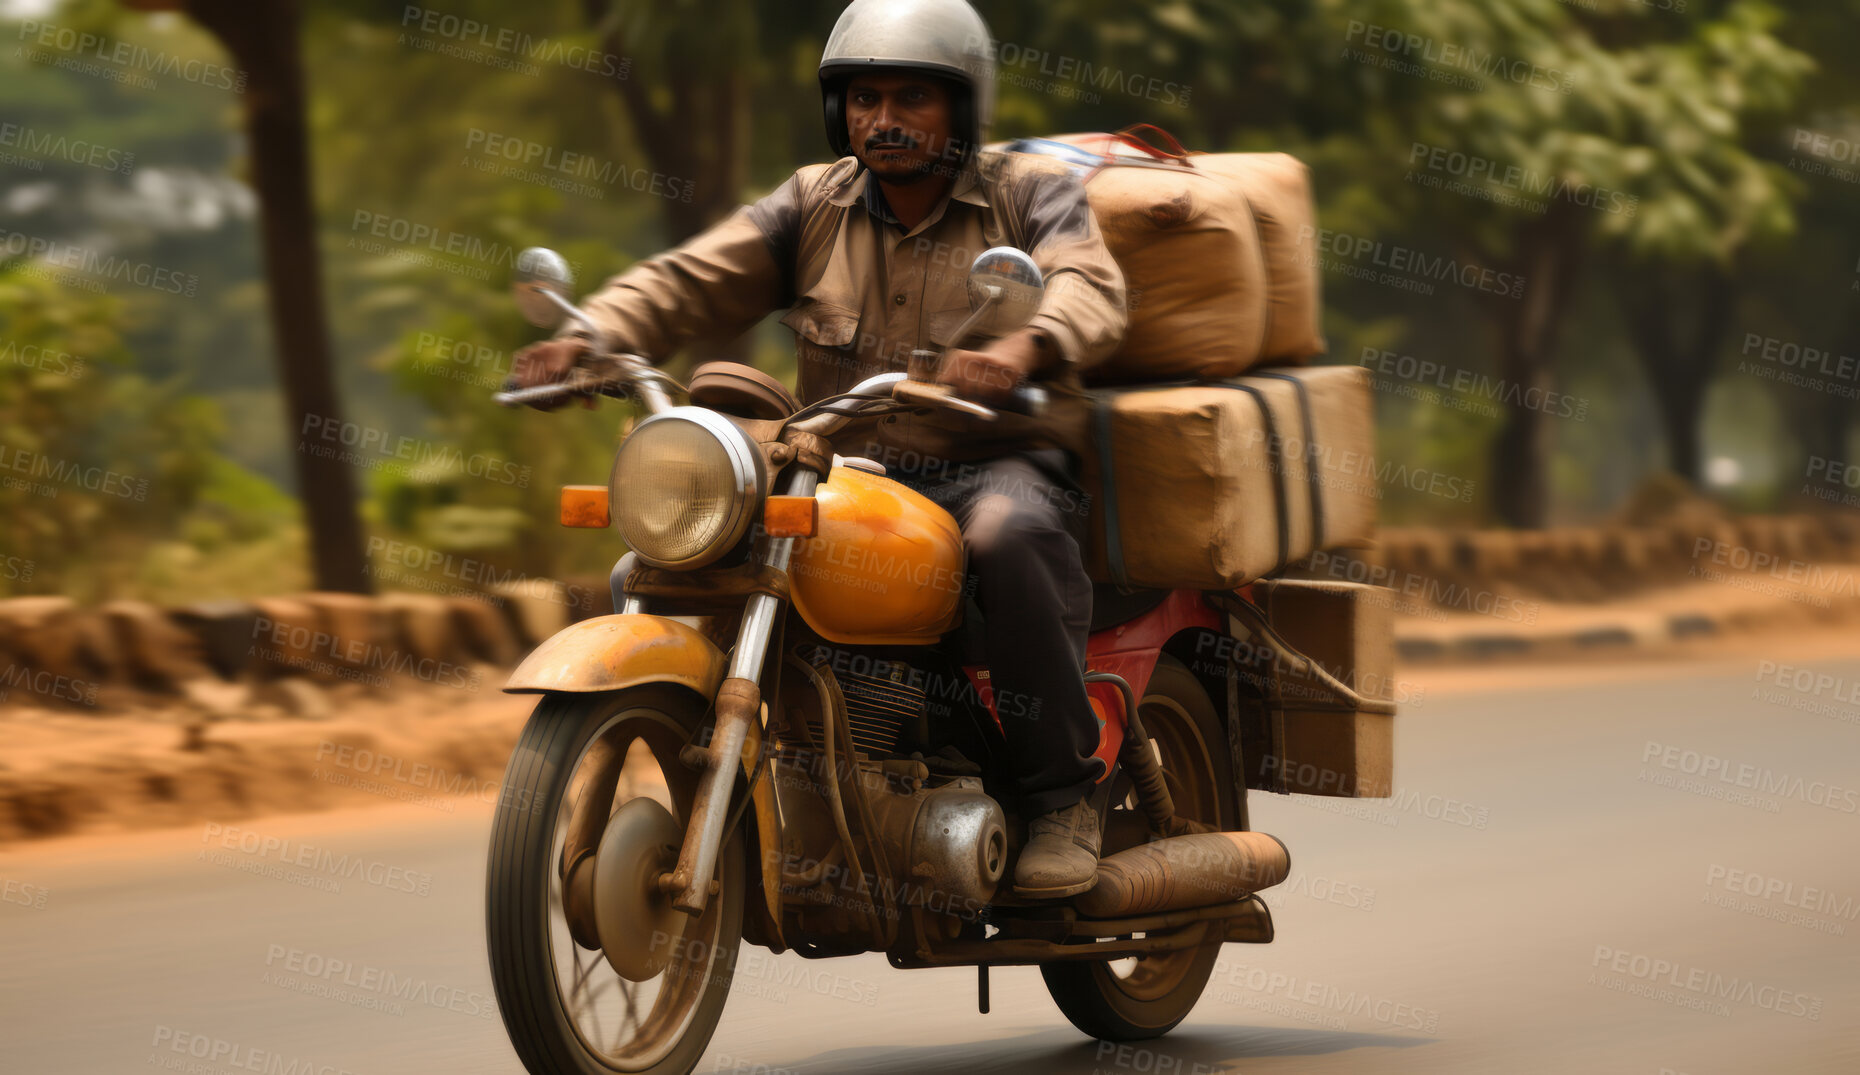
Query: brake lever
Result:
<box><xmin>891</xmin><ymin>379</ymin><xmax>999</xmax><ymax>421</ymax></box>
<box><xmin>494</xmin><ymin>367</ymin><xmax>616</xmax><ymax>408</ymax></box>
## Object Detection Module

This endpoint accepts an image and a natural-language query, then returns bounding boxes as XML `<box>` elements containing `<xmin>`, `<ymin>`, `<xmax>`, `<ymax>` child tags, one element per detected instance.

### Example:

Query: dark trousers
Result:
<box><xmin>892</xmin><ymin>449</ymin><xmax>1104</xmax><ymax>818</ymax></box>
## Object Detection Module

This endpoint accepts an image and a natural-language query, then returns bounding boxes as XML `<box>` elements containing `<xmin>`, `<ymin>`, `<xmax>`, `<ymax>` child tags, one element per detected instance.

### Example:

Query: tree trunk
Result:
<box><xmin>182</xmin><ymin>0</ymin><xmax>370</xmax><ymax>593</ymax></box>
<box><xmin>1621</xmin><ymin>265</ymin><xmax>1737</xmax><ymax>488</ymax></box>
<box><xmin>1656</xmin><ymin>384</ymin><xmax>1706</xmax><ymax>486</ymax></box>
<box><xmin>1491</xmin><ymin>323</ymin><xmax>1554</xmax><ymax>529</ymax></box>
<box><xmin>1488</xmin><ymin>205</ymin><xmax>1586</xmax><ymax>528</ymax></box>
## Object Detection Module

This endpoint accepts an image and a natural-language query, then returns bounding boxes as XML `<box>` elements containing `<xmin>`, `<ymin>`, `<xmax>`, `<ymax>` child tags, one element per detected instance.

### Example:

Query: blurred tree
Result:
<box><xmin>7</xmin><ymin>0</ymin><xmax>1845</xmax><ymax>586</ymax></box>
<box><xmin>0</xmin><ymin>268</ymin><xmax>226</xmax><ymax>600</ymax></box>
<box><xmin>120</xmin><ymin>0</ymin><xmax>370</xmax><ymax>592</ymax></box>
<box><xmin>1296</xmin><ymin>0</ymin><xmax>1808</xmax><ymax>526</ymax></box>
<box><xmin>1593</xmin><ymin>1</ymin><xmax>1810</xmax><ymax>487</ymax></box>
<box><xmin>1757</xmin><ymin>0</ymin><xmax>1860</xmax><ymax>492</ymax></box>
<box><xmin>280</xmin><ymin>0</ymin><xmax>650</xmax><ymax>581</ymax></box>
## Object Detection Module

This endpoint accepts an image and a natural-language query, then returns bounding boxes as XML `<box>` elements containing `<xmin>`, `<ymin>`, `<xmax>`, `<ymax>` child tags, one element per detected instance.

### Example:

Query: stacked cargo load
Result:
<box><xmin>997</xmin><ymin>128</ymin><xmax>1389</xmax><ymax>799</ymax></box>
<box><xmin>993</xmin><ymin>127</ymin><xmax>1375</xmax><ymax>590</ymax></box>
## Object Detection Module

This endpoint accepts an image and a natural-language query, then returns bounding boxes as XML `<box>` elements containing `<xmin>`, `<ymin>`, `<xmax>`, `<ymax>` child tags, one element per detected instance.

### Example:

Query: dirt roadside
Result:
<box><xmin>8</xmin><ymin>617</ymin><xmax>1860</xmax><ymax>849</ymax></box>
<box><xmin>0</xmin><ymin>681</ymin><xmax>533</xmax><ymax>845</ymax></box>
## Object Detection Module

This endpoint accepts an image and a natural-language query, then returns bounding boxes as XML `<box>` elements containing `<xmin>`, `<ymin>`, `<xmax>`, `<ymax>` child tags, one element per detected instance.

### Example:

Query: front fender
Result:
<box><xmin>504</xmin><ymin>613</ymin><xmax>786</xmax><ymax>946</ymax></box>
<box><xmin>503</xmin><ymin>614</ymin><xmax>726</xmax><ymax>698</ymax></box>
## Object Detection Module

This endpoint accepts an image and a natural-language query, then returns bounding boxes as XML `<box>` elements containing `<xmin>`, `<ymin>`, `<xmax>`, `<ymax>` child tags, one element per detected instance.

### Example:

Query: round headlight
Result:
<box><xmin>610</xmin><ymin>408</ymin><xmax>764</xmax><ymax>569</ymax></box>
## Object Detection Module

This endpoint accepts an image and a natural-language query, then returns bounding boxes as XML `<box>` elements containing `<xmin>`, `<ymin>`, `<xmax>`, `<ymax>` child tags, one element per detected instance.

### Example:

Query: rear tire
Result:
<box><xmin>1042</xmin><ymin>656</ymin><xmax>1234</xmax><ymax>1042</ymax></box>
<box><xmin>487</xmin><ymin>688</ymin><xmax>744</xmax><ymax>1075</ymax></box>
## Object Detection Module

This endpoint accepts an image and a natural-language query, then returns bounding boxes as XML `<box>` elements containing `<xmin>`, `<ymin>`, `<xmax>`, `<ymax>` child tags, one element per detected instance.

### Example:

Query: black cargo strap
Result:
<box><xmin>1219</xmin><ymin>382</ymin><xmax>1292</xmax><ymax>574</ymax></box>
<box><xmin>1092</xmin><ymin>394</ymin><xmax>1131</xmax><ymax>588</ymax></box>
<box><xmin>1252</xmin><ymin>370</ymin><xmax>1326</xmax><ymax>548</ymax></box>
<box><xmin>1092</xmin><ymin>378</ymin><xmax>1297</xmax><ymax>587</ymax></box>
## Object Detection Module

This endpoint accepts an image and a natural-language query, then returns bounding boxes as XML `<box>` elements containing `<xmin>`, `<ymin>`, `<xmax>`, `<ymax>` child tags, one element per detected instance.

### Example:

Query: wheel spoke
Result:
<box><xmin>609</xmin><ymin>977</ymin><xmax>639</xmax><ymax>1053</ymax></box>
<box><xmin>615</xmin><ymin>974</ymin><xmax>643</xmax><ymax>1046</ymax></box>
<box><xmin>492</xmin><ymin>691</ymin><xmax>745</xmax><ymax>1072</ymax></box>
<box><xmin>514</xmin><ymin>700</ymin><xmax>736</xmax><ymax>1070</ymax></box>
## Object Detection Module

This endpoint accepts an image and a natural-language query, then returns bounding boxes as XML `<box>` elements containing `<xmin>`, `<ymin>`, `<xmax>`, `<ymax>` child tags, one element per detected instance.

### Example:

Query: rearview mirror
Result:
<box><xmin>513</xmin><ymin>247</ymin><xmax>577</xmax><ymax>328</ymax></box>
<box><xmin>963</xmin><ymin>247</ymin><xmax>1045</xmax><ymax>340</ymax></box>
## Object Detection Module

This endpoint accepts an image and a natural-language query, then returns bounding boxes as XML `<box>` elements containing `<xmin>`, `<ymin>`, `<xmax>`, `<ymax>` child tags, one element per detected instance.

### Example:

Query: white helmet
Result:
<box><xmin>818</xmin><ymin>0</ymin><xmax>996</xmax><ymax>160</ymax></box>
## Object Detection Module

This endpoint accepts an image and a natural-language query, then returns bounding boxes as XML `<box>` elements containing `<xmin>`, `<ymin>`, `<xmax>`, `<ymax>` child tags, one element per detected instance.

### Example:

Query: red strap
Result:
<box><xmin>1051</xmin><ymin>126</ymin><xmax>1195</xmax><ymax>184</ymax></box>
<box><xmin>1109</xmin><ymin>124</ymin><xmax>1193</xmax><ymax>166</ymax></box>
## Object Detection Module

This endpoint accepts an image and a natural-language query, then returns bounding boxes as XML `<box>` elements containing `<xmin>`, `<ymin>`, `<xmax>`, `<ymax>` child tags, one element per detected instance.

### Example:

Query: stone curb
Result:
<box><xmin>1397</xmin><ymin>612</ymin><xmax>1718</xmax><ymax>664</ymax></box>
<box><xmin>1396</xmin><ymin>588</ymin><xmax>1859</xmax><ymax>664</ymax></box>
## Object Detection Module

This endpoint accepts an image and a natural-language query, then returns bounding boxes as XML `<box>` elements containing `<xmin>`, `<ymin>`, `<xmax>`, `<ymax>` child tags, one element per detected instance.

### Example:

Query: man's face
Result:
<box><xmin>845</xmin><ymin>72</ymin><xmax>956</xmax><ymax>184</ymax></box>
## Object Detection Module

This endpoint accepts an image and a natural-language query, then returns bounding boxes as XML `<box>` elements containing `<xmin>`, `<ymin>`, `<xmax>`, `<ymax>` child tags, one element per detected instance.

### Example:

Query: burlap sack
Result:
<box><xmin>1075</xmin><ymin>365</ymin><xmax>1376</xmax><ymax>590</ymax></box>
<box><xmin>998</xmin><ymin>136</ymin><xmax>1325</xmax><ymax>382</ymax></box>
<box><xmin>1192</xmin><ymin>153</ymin><xmax>1325</xmax><ymax>362</ymax></box>
<box><xmin>1069</xmin><ymin>157</ymin><xmax>1270</xmax><ymax>384</ymax></box>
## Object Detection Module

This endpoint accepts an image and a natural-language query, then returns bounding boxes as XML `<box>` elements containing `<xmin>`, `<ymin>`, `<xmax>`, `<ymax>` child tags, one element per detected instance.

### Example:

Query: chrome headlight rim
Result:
<box><xmin>609</xmin><ymin>407</ymin><xmax>766</xmax><ymax>571</ymax></box>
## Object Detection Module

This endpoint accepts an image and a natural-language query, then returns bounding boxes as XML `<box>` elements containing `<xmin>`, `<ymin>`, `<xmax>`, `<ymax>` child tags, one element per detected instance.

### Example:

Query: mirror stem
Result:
<box><xmin>531</xmin><ymin>287</ymin><xmax>611</xmax><ymax>354</ymax></box>
<box><xmin>946</xmin><ymin>287</ymin><xmax>1001</xmax><ymax>352</ymax></box>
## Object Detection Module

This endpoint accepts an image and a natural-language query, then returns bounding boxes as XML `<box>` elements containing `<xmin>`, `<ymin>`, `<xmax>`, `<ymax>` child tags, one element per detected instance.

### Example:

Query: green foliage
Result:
<box><xmin>2</xmin><ymin>0</ymin><xmax>1853</xmax><ymax>601</ymax></box>
<box><xmin>0</xmin><ymin>264</ymin><xmax>277</xmax><ymax>600</ymax></box>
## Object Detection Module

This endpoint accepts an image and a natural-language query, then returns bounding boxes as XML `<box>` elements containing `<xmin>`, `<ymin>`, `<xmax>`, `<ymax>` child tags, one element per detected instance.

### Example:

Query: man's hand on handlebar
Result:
<box><xmin>937</xmin><ymin>328</ymin><xmax>1049</xmax><ymax>406</ymax></box>
<box><xmin>511</xmin><ymin>337</ymin><xmax>593</xmax><ymax>411</ymax></box>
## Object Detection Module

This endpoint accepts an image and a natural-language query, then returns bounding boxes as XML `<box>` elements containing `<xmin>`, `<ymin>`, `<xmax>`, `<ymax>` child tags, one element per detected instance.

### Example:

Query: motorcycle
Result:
<box><xmin>483</xmin><ymin>245</ymin><xmax>1364</xmax><ymax>1075</ymax></box>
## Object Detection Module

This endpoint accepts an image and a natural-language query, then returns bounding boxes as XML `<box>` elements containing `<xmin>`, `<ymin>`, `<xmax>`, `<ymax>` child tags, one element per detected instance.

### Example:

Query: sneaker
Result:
<box><xmin>1012</xmin><ymin>798</ymin><xmax>1101</xmax><ymax>899</ymax></box>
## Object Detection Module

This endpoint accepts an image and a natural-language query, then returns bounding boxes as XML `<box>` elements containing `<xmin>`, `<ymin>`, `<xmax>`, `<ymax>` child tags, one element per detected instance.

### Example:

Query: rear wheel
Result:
<box><xmin>487</xmin><ymin>687</ymin><xmax>744</xmax><ymax>1074</ymax></box>
<box><xmin>1042</xmin><ymin>656</ymin><xmax>1235</xmax><ymax>1042</ymax></box>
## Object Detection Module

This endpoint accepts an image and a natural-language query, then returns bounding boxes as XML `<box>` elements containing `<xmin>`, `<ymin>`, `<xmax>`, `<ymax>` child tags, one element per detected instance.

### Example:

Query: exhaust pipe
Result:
<box><xmin>1077</xmin><ymin>831</ymin><xmax>1290</xmax><ymax>919</ymax></box>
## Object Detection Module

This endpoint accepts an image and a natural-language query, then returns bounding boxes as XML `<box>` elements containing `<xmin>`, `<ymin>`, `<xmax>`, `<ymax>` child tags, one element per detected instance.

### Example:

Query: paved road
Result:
<box><xmin>4</xmin><ymin>649</ymin><xmax>1859</xmax><ymax>1074</ymax></box>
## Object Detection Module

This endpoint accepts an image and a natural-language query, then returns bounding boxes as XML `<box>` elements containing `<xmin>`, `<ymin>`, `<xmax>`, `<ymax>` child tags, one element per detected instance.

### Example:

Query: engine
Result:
<box><xmin>772</xmin><ymin>651</ymin><xmax>1006</xmax><ymax>939</ymax></box>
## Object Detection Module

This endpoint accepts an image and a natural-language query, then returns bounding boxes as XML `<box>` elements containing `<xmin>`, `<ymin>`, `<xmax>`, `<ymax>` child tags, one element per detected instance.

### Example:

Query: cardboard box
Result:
<box><xmin>1251</xmin><ymin>578</ymin><xmax>1395</xmax><ymax>798</ymax></box>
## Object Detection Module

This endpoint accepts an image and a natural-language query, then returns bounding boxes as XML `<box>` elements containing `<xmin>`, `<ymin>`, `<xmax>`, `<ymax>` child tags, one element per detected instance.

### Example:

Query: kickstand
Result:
<box><xmin>978</xmin><ymin>964</ymin><xmax>990</xmax><ymax>1014</ymax></box>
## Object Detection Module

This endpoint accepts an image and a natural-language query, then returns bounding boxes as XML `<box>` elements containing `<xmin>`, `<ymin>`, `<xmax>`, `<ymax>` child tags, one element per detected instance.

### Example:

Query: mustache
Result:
<box><xmin>864</xmin><ymin>130</ymin><xmax>920</xmax><ymax>150</ymax></box>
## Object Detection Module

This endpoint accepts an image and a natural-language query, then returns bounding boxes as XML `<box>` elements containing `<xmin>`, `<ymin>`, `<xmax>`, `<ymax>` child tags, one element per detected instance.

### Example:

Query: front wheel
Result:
<box><xmin>1042</xmin><ymin>656</ymin><xmax>1235</xmax><ymax>1042</ymax></box>
<box><xmin>487</xmin><ymin>687</ymin><xmax>744</xmax><ymax>1075</ymax></box>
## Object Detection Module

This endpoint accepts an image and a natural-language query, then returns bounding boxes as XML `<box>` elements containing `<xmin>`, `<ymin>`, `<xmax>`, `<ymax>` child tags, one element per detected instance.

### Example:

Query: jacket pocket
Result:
<box><xmin>781</xmin><ymin>295</ymin><xmax>863</xmax><ymax>396</ymax></box>
<box><xmin>780</xmin><ymin>296</ymin><xmax>860</xmax><ymax>348</ymax></box>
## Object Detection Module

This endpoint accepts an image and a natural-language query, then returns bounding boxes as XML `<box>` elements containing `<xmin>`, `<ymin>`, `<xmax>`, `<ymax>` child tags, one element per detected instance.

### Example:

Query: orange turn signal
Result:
<box><xmin>762</xmin><ymin>496</ymin><xmax>818</xmax><ymax>538</ymax></box>
<box><xmin>559</xmin><ymin>485</ymin><xmax>611</xmax><ymax>529</ymax></box>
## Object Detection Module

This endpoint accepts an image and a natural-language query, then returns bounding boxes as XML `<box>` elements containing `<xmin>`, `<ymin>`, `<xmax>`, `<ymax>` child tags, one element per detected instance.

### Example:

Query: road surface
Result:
<box><xmin>4</xmin><ymin>644</ymin><xmax>1858</xmax><ymax>1074</ymax></box>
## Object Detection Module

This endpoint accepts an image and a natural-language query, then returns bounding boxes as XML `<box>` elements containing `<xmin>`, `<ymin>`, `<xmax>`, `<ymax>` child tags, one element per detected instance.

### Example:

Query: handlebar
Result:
<box><xmin>501</xmin><ymin>279</ymin><xmax>1047</xmax><ymax>420</ymax></box>
<box><xmin>1001</xmin><ymin>381</ymin><xmax>1050</xmax><ymax>417</ymax></box>
<box><xmin>499</xmin><ymin>354</ymin><xmax>1048</xmax><ymax>427</ymax></box>
<box><xmin>492</xmin><ymin>353</ymin><xmax>674</xmax><ymax>413</ymax></box>
<box><xmin>492</xmin><ymin>378</ymin><xmax>603</xmax><ymax>408</ymax></box>
<box><xmin>888</xmin><ymin>379</ymin><xmax>1048</xmax><ymax>421</ymax></box>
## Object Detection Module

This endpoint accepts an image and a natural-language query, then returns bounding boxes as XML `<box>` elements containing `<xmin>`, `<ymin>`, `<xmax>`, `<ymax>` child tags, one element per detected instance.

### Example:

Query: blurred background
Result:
<box><xmin>3</xmin><ymin>0</ymin><xmax>1857</xmax><ymax>602</ymax></box>
<box><xmin>5</xmin><ymin>3</ymin><xmax>1860</xmax><ymax>1073</ymax></box>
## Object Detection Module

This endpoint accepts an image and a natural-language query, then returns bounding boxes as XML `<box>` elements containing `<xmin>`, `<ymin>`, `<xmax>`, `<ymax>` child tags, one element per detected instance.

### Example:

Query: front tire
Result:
<box><xmin>487</xmin><ymin>687</ymin><xmax>744</xmax><ymax>1075</ymax></box>
<box><xmin>1042</xmin><ymin>656</ymin><xmax>1235</xmax><ymax>1042</ymax></box>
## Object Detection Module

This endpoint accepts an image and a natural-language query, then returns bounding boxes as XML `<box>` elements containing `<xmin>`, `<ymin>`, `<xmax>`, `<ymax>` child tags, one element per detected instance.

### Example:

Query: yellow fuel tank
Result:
<box><xmin>787</xmin><ymin>464</ymin><xmax>965</xmax><ymax>645</ymax></box>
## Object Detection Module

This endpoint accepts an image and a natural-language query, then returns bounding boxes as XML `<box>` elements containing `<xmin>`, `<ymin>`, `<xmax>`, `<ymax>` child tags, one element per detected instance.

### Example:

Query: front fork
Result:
<box><xmin>660</xmin><ymin>466</ymin><xmax>820</xmax><ymax>915</ymax></box>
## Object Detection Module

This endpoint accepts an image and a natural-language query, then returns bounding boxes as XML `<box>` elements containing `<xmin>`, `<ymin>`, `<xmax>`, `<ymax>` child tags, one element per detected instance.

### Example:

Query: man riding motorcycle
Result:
<box><xmin>513</xmin><ymin>0</ymin><xmax>1128</xmax><ymax>898</ymax></box>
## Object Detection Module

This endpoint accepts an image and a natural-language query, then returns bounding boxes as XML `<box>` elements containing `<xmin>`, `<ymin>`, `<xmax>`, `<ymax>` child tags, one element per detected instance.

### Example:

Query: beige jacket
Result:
<box><xmin>570</xmin><ymin>151</ymin><xmax>1126</xmax><ymax>462</ymax></box>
